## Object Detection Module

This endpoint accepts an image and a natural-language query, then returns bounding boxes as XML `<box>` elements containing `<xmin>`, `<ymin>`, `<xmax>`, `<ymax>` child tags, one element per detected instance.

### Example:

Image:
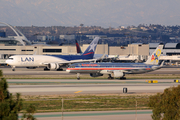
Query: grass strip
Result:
<box><xmin>20</xmin><ymin>94</ymin><xmax>151</xmax><ymax>113</ymax></box>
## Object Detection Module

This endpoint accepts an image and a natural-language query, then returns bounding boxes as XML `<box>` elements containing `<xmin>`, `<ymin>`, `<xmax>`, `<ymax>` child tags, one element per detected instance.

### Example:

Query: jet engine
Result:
<box><xmin>47</xmin><ymin>63</ymin><xmax>59</xmax><ymax>70</ymax></box>
<box><xmin>113</xmin><ymin>71</ymin><xmax>124</xmax><ymax>77</ymax></box>
<box><xmin>90</xmin><ymin>73</ymin><xmax>103</xmax><ymax>77</ymax></box>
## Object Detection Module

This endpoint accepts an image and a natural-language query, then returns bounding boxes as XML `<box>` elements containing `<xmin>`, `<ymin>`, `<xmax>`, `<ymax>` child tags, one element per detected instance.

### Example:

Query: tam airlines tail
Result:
<box><xmin>145</xmin><ymin>44</ymin><xmax>164</xmax><ymax>65</ymax></box>
<box><xmin>75</xmin><ymin>40</ymin><xmax>82</xmax><ymax>54</ymax></box>
<box><xmin>81</xmin><ymin>37</ymin><xmax>100</xmax><ymax>58</ymax></box>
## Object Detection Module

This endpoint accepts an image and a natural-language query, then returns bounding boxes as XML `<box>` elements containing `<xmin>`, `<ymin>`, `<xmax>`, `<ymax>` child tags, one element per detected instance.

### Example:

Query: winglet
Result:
<box><xmin>82</xmin><ymin>37</ymin><xmax>100</xmax><ymax>57</ymax></box>
<box><xmin>145</xmin><ymin>44</ymin><xmax>164</xmax><ymax>65</ymax></box>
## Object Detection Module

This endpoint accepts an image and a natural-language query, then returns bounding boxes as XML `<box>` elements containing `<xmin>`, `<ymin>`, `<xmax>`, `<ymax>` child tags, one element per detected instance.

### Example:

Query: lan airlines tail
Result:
<box><xmin>145</xmin><ymin>44</ymin><xmax>164</xmax><ymax>65</ymax></box>
<box><xmin>81</xmin><ymin>37</ymin><xmax>100</xmax><ymax>58</ymax></box>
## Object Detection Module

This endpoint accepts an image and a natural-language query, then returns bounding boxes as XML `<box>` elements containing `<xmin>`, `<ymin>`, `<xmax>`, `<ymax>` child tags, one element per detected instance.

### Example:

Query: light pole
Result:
<box><xmin>101</xmin><ymin>36</ymin><xmax>107</xmax><ymax>55</ymax></box>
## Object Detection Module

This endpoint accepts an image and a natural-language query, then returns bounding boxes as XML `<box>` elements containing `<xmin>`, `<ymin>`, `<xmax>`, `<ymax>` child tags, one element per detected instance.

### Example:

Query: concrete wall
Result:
<box><xmin>0</xmin><ymin>44</ymin><xmax>150</xmax><ymax>59</ymax></box>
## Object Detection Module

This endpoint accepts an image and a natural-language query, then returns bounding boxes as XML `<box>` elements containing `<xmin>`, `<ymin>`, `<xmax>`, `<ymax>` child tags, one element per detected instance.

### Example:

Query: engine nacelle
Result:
<box><xmin>90</xmin><ymin>73</ymin><xmax>103</xmax><ymax>77</ymax></box>
<box><xmin>113</xmin><ymin>71</ymin><xmax>124</xmax><ymax>78</ymax></box>
<box><xmin>47</xmin><ymin>63</ymin><xmax>59</xmax><ymax>70</ymax></box>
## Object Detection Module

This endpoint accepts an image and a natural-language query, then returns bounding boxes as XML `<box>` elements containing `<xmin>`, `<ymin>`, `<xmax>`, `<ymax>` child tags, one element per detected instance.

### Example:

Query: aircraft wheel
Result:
<box><xmin>108</xmin><ymin>77</ymin><xmax>112</xmax><ymax>79</ymax></box>
<box><xmin>44</xmin><ymin>67</ymin><xmax>50</xmax><ymax>71</ymax></box>
<box><xmin>44</xmin><ymin>69</ymin><xmax>50</xmax><ymax>71</ymax></box>
<box><xmin>108</xmin><ymin>77</ymin><xmax>114</xmax><ymax>79</ymax></box>
<box><xmin>12</xmin><ymin>68</ymin><xmax>15</xmax><ymax>71</ymax></box>
<box><xmin>57</xmin><ymin>68</ymin><xmax>63</xmax><ymax>71</ymax></box>
<box><xmin>120</xmin><ymin>77</ymin><xmax>126</xmax><ymax>80</ymax></box>
<box><xmin>77</xmin><ymin>77</ymin><xmax>80</xmax><ymax>80</ymax></box>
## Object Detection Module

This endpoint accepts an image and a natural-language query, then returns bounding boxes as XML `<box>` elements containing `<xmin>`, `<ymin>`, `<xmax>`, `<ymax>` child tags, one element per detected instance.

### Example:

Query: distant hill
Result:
<box><xmin>1</xmin><ymin>0</ymin><xmax>180</xmax><ymax>27</ymax></box>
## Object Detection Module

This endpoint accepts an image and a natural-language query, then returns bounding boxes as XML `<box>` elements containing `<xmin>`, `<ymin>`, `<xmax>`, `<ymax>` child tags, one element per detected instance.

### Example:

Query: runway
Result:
<box><xmin>2</xmin><ymin>67</ymin><xmax>179</xmax><ymax>120</ymax></box>
<box><xmin>8</xmin><ymin>79</ymin><xmax>180</xmax><ymax>95</ymax></box>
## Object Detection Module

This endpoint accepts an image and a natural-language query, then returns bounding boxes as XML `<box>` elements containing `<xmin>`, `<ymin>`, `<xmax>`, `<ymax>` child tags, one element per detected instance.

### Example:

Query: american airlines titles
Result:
<box><xmin>81</xmin><ymin>64</ymin><xmax>97</xmax><ymax>66</ymax></box>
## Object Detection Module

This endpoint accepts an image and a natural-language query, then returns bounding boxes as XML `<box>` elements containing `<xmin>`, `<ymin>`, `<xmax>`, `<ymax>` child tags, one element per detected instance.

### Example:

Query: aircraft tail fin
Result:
<box><xmin>75</xmin><ymin>40</ymin><xmax>82</xmax><ymax>54</ymax></box>
<box><xmin>82</xmin><ymin>37</ymin><xmax>100</xmax><ymax>58</ymax></box>
<box><xmin>145</xmin><ymin>44</ymin><xmax>164</xmax><ymax>65</ymax></box>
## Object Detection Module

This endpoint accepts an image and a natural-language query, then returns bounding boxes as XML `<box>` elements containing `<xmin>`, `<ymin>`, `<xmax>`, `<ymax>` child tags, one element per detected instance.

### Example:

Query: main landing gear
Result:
<box><xmin>56</xmin><ymin>68</ymin><xmax>63</xmax><ymax>71</ymax></box>
<box><xmin>120</xmin><ymin>76</ymin><xmax>126</xmax><ymax>80</ymax></box>
<box><xmin>108</xmin><ymin>74</ymin><xmax>114</xmax><ymax>79</ymax></box>
<box><xmin>44</xmin><ymin>67</ymin><xmax>50</xmax><ymax>71</ymax></box>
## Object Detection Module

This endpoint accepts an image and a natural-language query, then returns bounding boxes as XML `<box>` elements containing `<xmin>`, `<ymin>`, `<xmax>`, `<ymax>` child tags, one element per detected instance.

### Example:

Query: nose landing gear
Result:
<box><xmin>12</xmin><ymin>66</ymin><xmax>15</xmax><ymax>71</ymax></box>
<box><xmin>108</xmin><ymin>74</ymin><xmax>114</xmax><ymax>79</ymax></box>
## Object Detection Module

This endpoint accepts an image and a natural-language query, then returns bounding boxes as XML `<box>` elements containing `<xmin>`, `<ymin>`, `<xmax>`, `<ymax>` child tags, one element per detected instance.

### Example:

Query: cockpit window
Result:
<box><xmin>9</xmin><ymin>58</ymin><xmax>13</xmax><ymax>60</ymax></box>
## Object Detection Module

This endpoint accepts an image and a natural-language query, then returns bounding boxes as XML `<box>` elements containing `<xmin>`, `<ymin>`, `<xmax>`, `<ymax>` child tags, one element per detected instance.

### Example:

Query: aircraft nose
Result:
<box><xmin>5</xmin><ymin>59</ymin><xmax>13</xmax><ymax>64</ymax></box>
<box><xmin>5</xmin><ymin>59</ymin><xmax>10</xmax><ymax>63</ymax></box>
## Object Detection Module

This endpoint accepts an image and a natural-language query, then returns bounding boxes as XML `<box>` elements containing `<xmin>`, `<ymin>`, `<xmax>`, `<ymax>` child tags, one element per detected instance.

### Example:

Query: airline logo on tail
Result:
<box><xmin>150</xmin><ymin>49</ymin><xmax>161</xmax><ymax>63</ymax></box>
<box><xmin>82</xmin><ymin>37</ymin><xmax>100</xmax><ymax>56</ymax></box>
<box><xmin>75</xmin><ymin>40</ymin><xmax>82</xmax><ymax>54</ymax></box>
<box><xmin>88</xmin><ymin>43</ymin><xmax>96</xmax><ymax>52</ymax></box>
<box><xmin>145</xmin><ymin>44</ymin><xmax>163</xmax><ymax>65</ymax></box>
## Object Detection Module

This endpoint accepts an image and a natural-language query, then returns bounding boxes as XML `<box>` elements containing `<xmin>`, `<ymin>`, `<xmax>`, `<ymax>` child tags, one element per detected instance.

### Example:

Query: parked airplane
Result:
<box><xmin>6</xmin><ymin>37</ymin><xmax>100</xmax><ymax>71</ymax></box>
<box><xmin>66</xmin><ymin>44</ymin><xmax>164</xmax><ymax>80</ymax></box>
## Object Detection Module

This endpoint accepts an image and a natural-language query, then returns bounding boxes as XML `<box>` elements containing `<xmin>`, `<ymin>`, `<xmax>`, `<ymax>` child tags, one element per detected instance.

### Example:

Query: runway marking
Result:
<box><xmin>74</xmin><ymin>91</ymin><xmax>82</xmax><ymax>93</ymax></box>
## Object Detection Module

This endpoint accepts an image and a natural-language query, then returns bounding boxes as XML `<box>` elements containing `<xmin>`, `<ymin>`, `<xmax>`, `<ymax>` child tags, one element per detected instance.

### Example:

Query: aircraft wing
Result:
<box><xmin>57</xmin><ymin>59</ymin><xmax>97</xmax><ymax>64</ymax></box>
<box><xmin>43</xmin><ymin>59</ymin><xmax>97</xmax><ymax>65</ymax></box>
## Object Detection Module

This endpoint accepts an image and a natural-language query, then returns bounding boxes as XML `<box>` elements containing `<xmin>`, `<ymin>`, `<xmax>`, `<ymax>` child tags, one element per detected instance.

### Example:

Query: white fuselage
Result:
<box><xmin>6</xmin><ymin>55</ymin><xmax>66</xmax><ymax>67</ymax></box>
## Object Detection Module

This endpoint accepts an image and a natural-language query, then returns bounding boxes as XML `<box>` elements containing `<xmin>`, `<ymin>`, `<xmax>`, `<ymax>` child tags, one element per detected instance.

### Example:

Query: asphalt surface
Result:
<box><xmin>2</xmin><ymin>67</ymin><xmax>178</xmax><ymax>120</ymax></box>
<box><xmin>8</xmin><ymin>79</ymin><xmax>179</xmax><ymax>95</ymax></box>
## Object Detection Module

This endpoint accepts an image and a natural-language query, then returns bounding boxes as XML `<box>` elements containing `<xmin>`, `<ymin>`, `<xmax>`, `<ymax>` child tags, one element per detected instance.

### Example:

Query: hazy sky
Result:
<box><xmin>0</xmin><ymin>0</ymin><xmax>180</xmax><ymax>27</ymax></box>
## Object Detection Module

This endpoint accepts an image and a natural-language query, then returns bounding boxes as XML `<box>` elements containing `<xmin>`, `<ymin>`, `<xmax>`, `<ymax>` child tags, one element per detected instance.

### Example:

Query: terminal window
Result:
<box><xmin>166</xmin><ymin>53</ymin><xmax>180</xmax><ymax>55</ymax></box>
<box><xmin>21</xmin><ymin>50</ymin><xmax>33</xmax><ymax>51</ymax></box>
<box><xmin>0</xmin><ymin>49</ymin><xmax>16</xmax><ymax>51</ymax></box>
<box><xmin>43</xmin><ymin>49</ymin><xmax>62</xmax><ymax>53</ymax></box>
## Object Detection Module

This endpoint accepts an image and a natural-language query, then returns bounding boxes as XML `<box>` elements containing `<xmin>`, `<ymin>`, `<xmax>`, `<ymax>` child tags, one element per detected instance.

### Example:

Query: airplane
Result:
<box><xmin>66</xmin><ymin>44</ymin><xmax>164</xmax><ymax>80</ymax></box>
<box><xmin>6</xmin><ymin>37</ymin><xmax>100</xmax><ymax>71</ymax></box>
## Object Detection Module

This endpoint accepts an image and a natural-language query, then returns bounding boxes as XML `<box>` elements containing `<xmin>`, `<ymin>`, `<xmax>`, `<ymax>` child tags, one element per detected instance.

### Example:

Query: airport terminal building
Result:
<box><xmin>1</xmin><ymin>22</ymin><xmax>180</xmax><ymax>64</ymax></box>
